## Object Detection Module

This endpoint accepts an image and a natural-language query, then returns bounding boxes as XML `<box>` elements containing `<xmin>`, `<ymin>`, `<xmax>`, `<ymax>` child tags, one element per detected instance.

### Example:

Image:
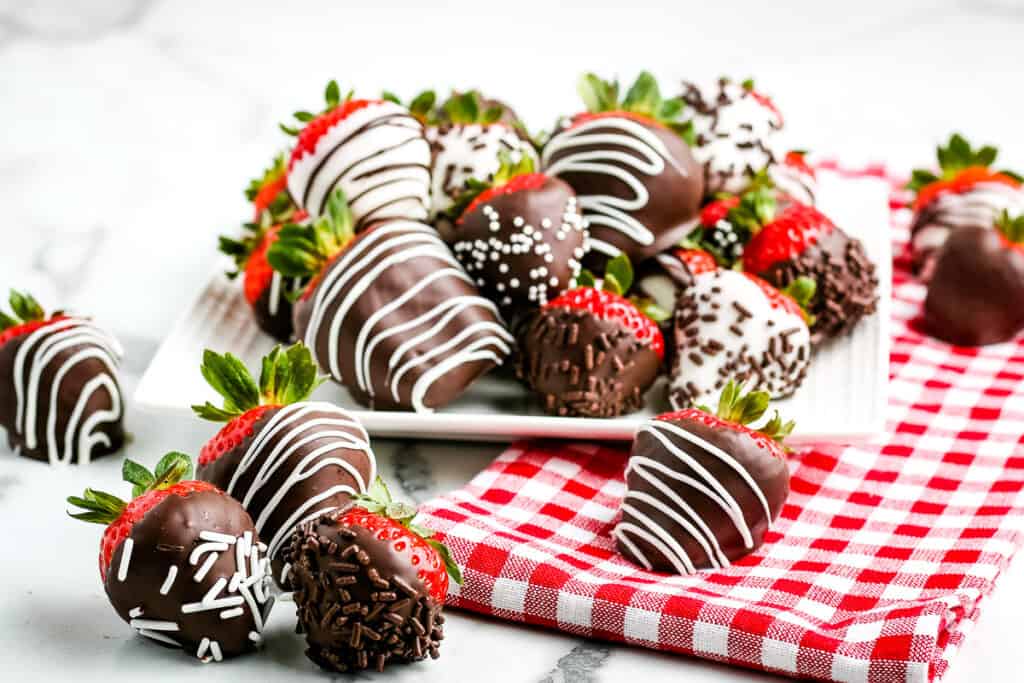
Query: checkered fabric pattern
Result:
<box><xmin>416</xmin><ymin>165</ymin><xmax>1024</xmax><ymax>683</ymax></box>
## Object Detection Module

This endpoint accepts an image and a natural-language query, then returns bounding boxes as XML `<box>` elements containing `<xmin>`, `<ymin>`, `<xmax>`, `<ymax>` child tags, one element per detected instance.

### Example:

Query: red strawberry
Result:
<box><xmin>924</xmin><ymin>214</ymin><xmax>1024</xmax><ymax>346</ymax></box>
<box><xmin>67</xmin><ymin>452</ymin><xmax>272</xmax><ymax>661</ymax></box>
<box><xmin>245</xmin><ymin>153</ymin><xmax>300</xmax><ymax>223</ymax></box>
<box><xmin>0</xmin><ymin>290</ymin><xmax>63</xmax><ymax>347</ymax></box>
<box><xmin>517</xmin><ymin>254</ymin><xmax>665</xmax><ymax>417</ymax></box>
<box><xmin>458</xmin><ymin>172</ymin><xmax>547</xmax><ymax>221</ymax></box>
<box><xmin>783</xmin><ymin>150</ymin><xmax>814</xmax><ymax>178</ymax></box>
<box><xmin>193</xmin><ymin>342</ymin><xmax>323</xmax><ymax>466</ymax></box>
<box><xmin>288</xmin><ymin>478</ymin><xmax>459</xmax><ymax>673</ymax></box>
<box><xmin>546</xmin><ymin>287</ymin><xmax>665</xmax><ymax>358</ymax></box>
<box><xmin>908</xmin><ymin>134</ymin><xmax>1022</xmax><ymax>212</ymax></box>
<box><xmin>616</xmin><ymin>380</ymin><xmax>792</xmax><ymax>575</ymax></box>
<box><xmin>738</xmin><ymin>189</ymin><xmax>878</xmax><ymax>344</ymax></box>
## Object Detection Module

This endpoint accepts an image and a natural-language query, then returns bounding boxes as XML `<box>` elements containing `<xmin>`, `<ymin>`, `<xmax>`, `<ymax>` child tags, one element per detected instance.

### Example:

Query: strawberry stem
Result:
<box><xmin>702</xmin><ymin>379</ymin><xmax>796</xmax><ymax>445</ymax></box>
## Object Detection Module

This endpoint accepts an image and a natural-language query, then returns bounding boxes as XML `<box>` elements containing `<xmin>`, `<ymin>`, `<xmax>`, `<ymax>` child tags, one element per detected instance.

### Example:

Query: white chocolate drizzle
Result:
<box><xmin>10</xmin><ymin>316</ymin><xmax>123</xmax><ymax>465</ymax></box>
<box><xmin>303</xmin><ymin>221</ymin><xmax>512</xmax><ymax>411</ymax></box>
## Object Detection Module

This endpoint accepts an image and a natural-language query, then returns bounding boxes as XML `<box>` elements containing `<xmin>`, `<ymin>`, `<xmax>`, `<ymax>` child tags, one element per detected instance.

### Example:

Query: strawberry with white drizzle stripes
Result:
<box><xmin>192</xmin><ymin>342</ymin><xmax>376</xmax><ymax>588</ymax></box>
<box><xmin>517</xmin><ymin>254</ymin><xmax>668</xmax><ymax>417</ymax></box>
<box><xmin>67</xmin><ymin>452</ymin><xmax>273</xmax><ymax>662</ymax></box>
<box><xmin>616</xmin><ymin>379</ymin><xmax>793</xmax><ymax>575</ymax></box>
<box><xmin>668</xmin><ymin>266</ymin><xmax>814</xmax><ymax>410</ymax></box>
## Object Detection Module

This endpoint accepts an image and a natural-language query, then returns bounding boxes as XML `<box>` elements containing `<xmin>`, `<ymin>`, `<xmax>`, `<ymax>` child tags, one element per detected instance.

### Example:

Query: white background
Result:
<box><xmin>1</xmin><ymin>1</ymin><xmax>1023</xmax><ymax>681</ymax></box>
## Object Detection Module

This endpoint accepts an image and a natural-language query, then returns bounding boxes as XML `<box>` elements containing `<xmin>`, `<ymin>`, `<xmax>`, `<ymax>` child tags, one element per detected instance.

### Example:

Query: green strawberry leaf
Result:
<box><xmin>193</xmin><ymin>350</ymin><xmax>261</xmax><ymax>421</ymax></box>
<box><xmin>604</xmin><ymin>253</ymin><xmax>634</xmax><ymax>294</ymax></box>
<box><xmin>575</xmin><ymin>269</ymin><xmax>597</xmax><ymax>288</ymax></box>
<box><xmin>122</xmin><ymin>459</ymin><xmax>155</xmax><ymax>498</ymax></box>
<box><xmin>621</xmin><ymin>71</ymin><xmax>661</xmax><ymax>117</ymax></box>
<box><xmin>427</xmin><ymin>539</ymin><xmax>464</xmax><ymax>586</ymax></box>
<box><xmin>153</xmin><ymin>452</ymin><xmax>193</xmax><ymax>488</ymax></box>
<box><xmin>9</xmin><ymin>290</ymin><xmax>44</xmax><ymax>323</ymax></box>
<box><xmin>325</xmin><ymin>80</ymin><xmax>341</xmax><ymax>109</ymax></box>
<box><xmin>996</xmin><ymin>210</ymin><xmax>1024</xmax><ymax>244</ymax></box>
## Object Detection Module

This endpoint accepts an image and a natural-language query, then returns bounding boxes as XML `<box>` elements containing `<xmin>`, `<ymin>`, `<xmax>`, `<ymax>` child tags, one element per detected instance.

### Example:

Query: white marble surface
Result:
<box><xmin>2</xmin><ymin>0</ymin><xmax>1024</xmax><ymax>681</ymax></box>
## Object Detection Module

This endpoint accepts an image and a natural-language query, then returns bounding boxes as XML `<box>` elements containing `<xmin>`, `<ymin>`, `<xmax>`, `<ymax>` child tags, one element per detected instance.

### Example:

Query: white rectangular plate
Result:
<box><xmin>136</xmin><ymin>170</ymin><xmax>891</xmax><ymax>446</ymax></box>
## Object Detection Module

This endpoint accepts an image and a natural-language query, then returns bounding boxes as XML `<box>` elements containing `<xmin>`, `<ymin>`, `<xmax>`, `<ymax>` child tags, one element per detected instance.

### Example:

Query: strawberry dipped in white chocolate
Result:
<box><xmin>284</xmin><ymin>81</ymin><xmax>431</xmax><ymax>229</ymax></box>
<box><xmin>668</xmin><ymin>269</ymin><xmax>812</xmax><ymax>410</ymax></box>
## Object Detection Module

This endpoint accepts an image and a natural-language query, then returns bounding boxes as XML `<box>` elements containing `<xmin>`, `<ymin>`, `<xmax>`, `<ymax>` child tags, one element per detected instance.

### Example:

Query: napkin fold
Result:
<box><xmin>416</xmin><ymin>166</ymin><xmax>1024</xmax><ymax>683</ymax></box>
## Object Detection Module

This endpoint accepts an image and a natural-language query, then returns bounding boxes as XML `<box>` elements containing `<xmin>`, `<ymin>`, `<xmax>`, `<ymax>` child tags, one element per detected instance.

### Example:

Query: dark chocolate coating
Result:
<box><xmin>252</xmin><ymin>280</ymin><xmax>295</xmax><ymax>342</ymax></box>
<box><xmin>197</xmin><ymin>403</ymin><xmax>376</xmax><ymax>589</ymax></box>
<box><xmin>289</xmin><ymin>515</ymin><xmax>444</xmax><ymax>673</ymax></box>
<box><xmin>635</xmin><ymin>251</ymin><xmax>697</xmax><ymax>371</ymax></box>
<box><xmin>759</xmin><ymin>226</ymin><xmax>879</xmax><ymax>345</ymax></box>
<box><xmin>451</xmin><ymin>176</ymin><xmax>588</xmax><ymax>318</ymax></box>
<box><xmin>924</xmin><ymin>226</ymin><xmax>1024</xmax><ymax>346</ymax></box>
<box><xmin>105</xmin><ymin>489</ymin><xmax>272</xmax><ymax>661</ymax></box>
<box><xmin>542</xmin><ymin>117</ymin><xmax>703</xmax><ymax>267</ymax></box>
<box><xmin>516</xmin><ymin>306</ymin><xmax>660</xmax><ymax>417</ymax></box>
<box><xmin>0</xmin><ymin>318</ymin><xmax>123</xmax><ymax>464</ymax></box>
<box><xmin>293</xmin><ymin>221</ymin><xmax>512</xmax><ymax>411</ymax></box>
<box><xmin>616</xmin><ymin>415</ymin><xmax>790</xmax><ymax>574</ymax></box>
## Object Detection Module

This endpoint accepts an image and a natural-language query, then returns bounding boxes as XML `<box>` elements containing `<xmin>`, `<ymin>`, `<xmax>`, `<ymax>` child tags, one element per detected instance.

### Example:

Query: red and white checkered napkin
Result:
<box><xmin>416</xmin><ymin>167</ymin><xmax>1024</xmax><ymax>683</ymax></box>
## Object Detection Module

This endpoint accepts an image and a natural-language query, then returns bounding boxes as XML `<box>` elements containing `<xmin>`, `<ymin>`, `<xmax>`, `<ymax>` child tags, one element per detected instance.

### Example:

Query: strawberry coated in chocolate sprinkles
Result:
<box><xmin>288</xmin><ymin>516</ymin><xmax>444</xmax><ymax>673</ymax></box>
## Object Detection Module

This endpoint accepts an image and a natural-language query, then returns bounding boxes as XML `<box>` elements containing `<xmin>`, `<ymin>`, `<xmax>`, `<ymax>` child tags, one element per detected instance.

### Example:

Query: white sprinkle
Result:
<box><xmin>138</xmin><ymin>629</ymin><xmax>181</xmax><ymax>647</ymax></box>
<box><xmin>210</xmin><ymin>641</ymin><xmax>223</xmax><ymax>662</ymax></box>
<box><xmin>193</xmin><ymin>553</ymin><xmax>219</xmax><ymax>583</ymax></box>
<box><xmin>248</xmin><ymin>631</ymin><xmax>262</xmax><ymax>643</ymax></box>
<box><xmin>510</xmin><ymin>278</ymin><xmax>520</xmax><ymax>288</ymax></box>
<box><xmin>197</xmin><ymin>637</ymin><xmax>210</xmax><ymax>660</ymax></box>
<box><xmin>160</xmin><ymin>565</ymin><xmax>179</xmax><ymax>595</ymax></box>
<box><xmin>541</xmin><ymin>218</ymin><xmax>552</xmax><ymax>228</ymax></box>
<box><xmin>220</xmin><ymin>607</ymin><xmax>245</xmax><ymax>620</ymax></box>
<box><xmin>129</xmin><ymin>607</ymin><xmax>143</xmax><ymax>618</ymax></box>
<box><xmin>513</xmin><ymin>216</ymin><xmax>524</xmax><ymax>227</ymax></box>
<box><xmin>130</xmin><ymin>619</ymin><xmax>180</xmax><ymax>632</ymax></box>
<box><xmin>117</xmin><ymin>538</ymin><xmax>134</xmax><ymax>582</ymax></box>
<box><xmin>199</xmin><ymin>531</ymin><xmax>238</xmax><ymax>545</ymax></box>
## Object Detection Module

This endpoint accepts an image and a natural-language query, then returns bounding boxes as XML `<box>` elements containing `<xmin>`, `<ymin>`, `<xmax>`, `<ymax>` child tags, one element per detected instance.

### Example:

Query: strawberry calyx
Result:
<box><xmin>996</xmin><ymin>210</ymin><xmax>1024</xmax><ymax>250</ymax></box>
<box><xmin>191</xmin><ymin>341</ymin><xmax>324</xmax><ymax>423</ymax></box>
<box><xmin>907</xmin><ymin>133</ymin><xmax>1022</xmax><ymax>209</ymax></box>
<box><xmin>742</xmin><ymin>272</ymin><xmax>815</xmax><ymax>324</ymax></box>
<box><xmin>267</xmin><ymin>188</ymin><xmax>357</xmax><ymax>295</ymax></box>
<box><xmin>382</xmin><ymin>89</ymin><xmax>438</xmax><ymax>124</ymax></box>
<box><xmin>574</xmin><ymin>71</ymin><xmax>695</xmax><ymax>144</ymax></box>
<box><xmin>245</xmin><ymin>152</ymin><xmax>299</xmax><ymax>223</ymax></box>
<box><xmin>659</xmin><ymin>378</ymin><xmax>795</xmax><ymax>457</ymax></box>
<box><xmin>0</xmin><ymin>290</ymin><xmax>58</xmax><ymax>346</ymax></box>
<box><xmin>573</xmin><ymin>253</ymin><xmax>672</xmax><ymax>334</ymax></box>
<box><xmin>351</xmin><ymin>477</ymin><xmax>463</xmax><ymax>591</ymax></box>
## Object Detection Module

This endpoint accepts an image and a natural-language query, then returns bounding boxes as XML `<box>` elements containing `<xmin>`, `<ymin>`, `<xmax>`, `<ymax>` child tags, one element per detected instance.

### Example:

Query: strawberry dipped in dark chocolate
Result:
<box><xmin>269</xmin><ymin>189</ymin><xmax>512</xmax><ymax>412</ymax></box>
<box><xmin>448</xmin><ymin>150</ymin><xmax>589</xmax><ymax>319</ymax></box>
<box><xmin>0</xmin><ymin>290</ymin><xmax>124</xmax><ymax>464</ymax></box>
<box><xmin>541</xmin><ymin>71</ymin><xmax>703</xmax><ymax>267</ymax></box>
<box><xmin>907</xmin><ymin>134</ymin><xmax>1024</xmax><ymax>281</ymax></box>
<box><xmin>219</xmin><ymin>154</ymin><xmax>308</xmax><ymax>342</ymax></box>
<box><xmin>193</xmin><ymin>342</ymin><xmax>377</xmax><ymax>588</ymax></box>
<box><xmin>668</xmin><ymin>268</ymin><xmax>813</xmax><ymax>410</ymax></box>
<box><xmin>288</xmin><ymin>478</ymin><xmax>461</xmax><ymax>673</ymax></box>
<box><xmin>740</xmin><ymin>188</ymin><xmax>878</xmax><ymax>344</ymax></box>
<box><xmin>924</xmin><ymin>212</ymin><xmax>1024</xmax><ymax>346</ymax></box>
<box><xmin>615</xmin><ymin>380</ymin><xmax>792</xmax><ymax>575</ymax></box>
<box><xmin>67</xmin><ymin>452</ymin><xmax>273</xmax><ymax>661</ymax></box>
<box><xmin>516</xmin><ymin>255</ymin><xmax>667</xmax><ymax>417</ymax></box>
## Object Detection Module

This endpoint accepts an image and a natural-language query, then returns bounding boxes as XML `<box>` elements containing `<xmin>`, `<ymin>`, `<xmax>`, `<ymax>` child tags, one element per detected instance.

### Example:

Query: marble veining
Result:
<box><xmin>539</xmin><ymin>642</ymin><xmax>613</xmax><ymax>683</ymax></box>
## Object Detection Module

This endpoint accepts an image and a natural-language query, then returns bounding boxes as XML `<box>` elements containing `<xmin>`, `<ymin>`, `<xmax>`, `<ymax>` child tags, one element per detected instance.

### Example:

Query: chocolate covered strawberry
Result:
<box><xmin>908</xmin><ymin>133</ymin><xmax>1024</xmax><ymax>280</ymax></box>
<box><xmin>541</xmin><ymin>71</ymin><xmax>703</xmax><ymax>266</ymax></box>
<box><xmin>448</xmin><ymin>150</ymin><xmax>588</xmax><ymax>319</ymax></box>
<box><xmin>268</xmin><ymin>189</ymin><xmax>511</xmax><ymax>412</ymax></box>
<box><xmin>924</xmin><ymin>212</ymin><xmax>1024</xmax><ymax>346</ymax></box>
<box><xmin>420</xmin><ymin>90</ymin><xmax>538</xmax><ymax>228</ymax></box>
<box><xmin>517</xmin><ymin>255</ymin><xmax>666</xmax><ymax>417</ymax></box>
<box><xmin>67</xmin><ymin>452</ymin><xmax>273</xmax><ymax>661</ymax></box>
<box><xmin>193</xmin><ymin>342</ymin><xmax>376</xmax><ymax>587</ymax></box>
<box><xmin>283</xmin><ymin>80</ymin><xmax>431</xmax><ymax>227</ymax></box>
<box><xmin>616</xmin><ymin>380</ymin><xmax>792</xmax><ymax>574</ymax></box>
<box><xmin>288</xmin><ymin>478</ymin><xmax>460</xmax><ymax>673</ymax></box>
<box><xmin>681</xmin><ymin>77</ymin><xmax>784</xmax><ymax>197</ymax></box>
<box><xmin>0</xmin><ymin>290</ymin><xmax>124</xmax><ymax>464</ymax></box>
<box><xmin>740</xmin><ymin>189</ymin><xmax>878</xmax><ymax>344</ymax></box>
<box><xmin>668</xmin><ymin>268</ymin><xmax>812</xmax><ymax>409</ymax></box>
